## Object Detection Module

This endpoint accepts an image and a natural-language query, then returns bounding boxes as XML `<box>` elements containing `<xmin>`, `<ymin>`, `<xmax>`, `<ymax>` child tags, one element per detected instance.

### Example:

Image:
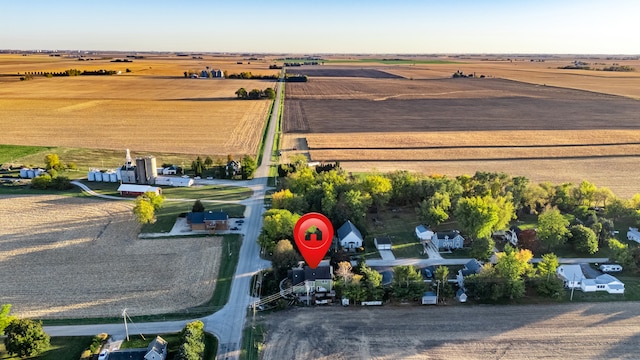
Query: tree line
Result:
<box><xmin>234</xmin><ymin>87</ymin><xmax>276</xmax><ymax>100</ymax></box>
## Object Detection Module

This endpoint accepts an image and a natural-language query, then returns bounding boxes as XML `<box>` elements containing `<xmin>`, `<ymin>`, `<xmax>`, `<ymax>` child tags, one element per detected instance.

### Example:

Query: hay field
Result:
<box><xmin>282</xmin><ymin>74</ymin><xmax>640</xmax><ymax>198</ymax></box>
<box><xmin>0</xmin><ymin>75</ymin><xmax>275</xmax><ymax>156</ymax></box>
<box><xmin>0</xmin><ymin>195</ymin><xmax>222</xmax><ymax>319</ymax></box>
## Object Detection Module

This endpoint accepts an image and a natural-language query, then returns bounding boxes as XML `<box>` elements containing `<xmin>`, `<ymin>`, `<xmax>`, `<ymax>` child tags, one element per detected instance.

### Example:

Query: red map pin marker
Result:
<box><xmin>293</xmin><ymin>212</ymin><xmax>334</xmax><ymax>269</ymax></box>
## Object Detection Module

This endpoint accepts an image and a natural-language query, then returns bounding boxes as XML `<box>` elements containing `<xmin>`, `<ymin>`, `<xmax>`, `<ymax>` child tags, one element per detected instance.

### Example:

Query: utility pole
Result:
<box><xmin>122</xmin><ymin>309</ymin><xmax>129</xmax><ymax>341</ymax></box>
<box><xmin>570</xmin><ymin>273</ymin><xmax>576</xmax><ymax>301</ymax></box>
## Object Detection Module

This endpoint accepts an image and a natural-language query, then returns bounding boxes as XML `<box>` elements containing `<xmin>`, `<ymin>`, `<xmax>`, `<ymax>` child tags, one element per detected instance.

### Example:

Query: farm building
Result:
<box><xmin>186</xmin><ymin>210</ymin><xmax>229</xmax><ymax>232</ymax></box>
<box><xmin>226</xmin><ymin>160</ymin><xmax>241</xmax><ymax>177</ymax></box>
<box><xmin>117</xmin><ymin>184</ymin><xmax>161</xmax><ymax>197</ymax></box>
<box><xmin>627</xmin><ymin>227</ymin><xmax>640</xmax><ymax>243</ymax></box>
<box><xmin>154</xmin><ymin>176</ymin><xmax>193</xmax><ymax>187</ymax></box>
<box><xmin>374</xmin><ymin>237</ymin><xmax>392</xmax><ymax>250</ymax></box>
<box><xmin>162</xmin><ymin>165</ymin><xmax>179</xmax><ymax>175</ymax></box>
<box><xmin>337</xmin><ymin>220</ymin><xmax>363</xmax><ymax>251</ymax></box>
<box><xmin>19</xmin><ymin>168</ymin><xmax>45</xmax><ymax>179</ymax></box>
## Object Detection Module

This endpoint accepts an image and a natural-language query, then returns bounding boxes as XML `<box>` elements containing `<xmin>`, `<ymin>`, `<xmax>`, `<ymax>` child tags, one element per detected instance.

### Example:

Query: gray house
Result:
<box><xmin>456</xmin><ymin>259</ymin><xmax>483</xmax><ymax>288</ymax></box>
<box><xmin>432</xmin><ymin>230</ymin><xmax>464</xmax><ymax>250</ymax></box>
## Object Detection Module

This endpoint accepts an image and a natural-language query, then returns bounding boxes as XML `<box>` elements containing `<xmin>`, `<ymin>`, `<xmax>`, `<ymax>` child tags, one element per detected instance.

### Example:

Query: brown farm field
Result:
<box><xmin>283</xmin><ymin>74</ymin><xmax>640</xmax><ymax>198</ymax></box>
<box><xmin>0</xmin><ymin>195</ymin><xmax>222</xmax><ymax>319</ymax></box>
<box><xmin>0</xmin><ymin>54</ymin><xmax>277</xmax><ymax>157</ymax></box>
<box><xmin>259</xmin><ymin>303</ymin><xmax>640</xmax><ymax>359</ymax></box>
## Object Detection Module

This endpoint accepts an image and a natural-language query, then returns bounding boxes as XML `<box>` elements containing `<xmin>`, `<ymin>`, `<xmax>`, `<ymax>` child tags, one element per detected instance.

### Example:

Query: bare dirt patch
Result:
<box><xmin>0</xmin><ymin>195</ymin><xmax>222</xmax><ymax>319</ymax></box>
<box><xmin>259</xmin><ymin>302</ymin><xmax>640</xmax><ymax>360</ymax></box>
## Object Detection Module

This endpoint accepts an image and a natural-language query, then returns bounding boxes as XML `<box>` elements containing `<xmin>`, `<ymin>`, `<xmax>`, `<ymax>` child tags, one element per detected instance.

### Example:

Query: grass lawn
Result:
<box><xmin>0</xmin><ymin>336</ymin><xmax>91</xmax><ymax>360</ymax></box>
<box><xmin>141</xmin><ymin>202</ymin><xmax>245</xmax><ymax>233</ymax></box>
<box><xmin>241</xmin><ymin>323</ymin><xmax>266</xmax><ymax>360</ymax></box>
<box><xmin>161</xmin><ymin>184</ymin><xmax>252</xmax><ymax>201</ymax></box>
<box><xmin>0</xmin><ymin>144</ymin><xmax>55</xmax><ymax>165</ymax></box>
<box><xmin>366</xmin><ymin>207</ymin><xmax>425</xmax><ymax>259</ymax></box>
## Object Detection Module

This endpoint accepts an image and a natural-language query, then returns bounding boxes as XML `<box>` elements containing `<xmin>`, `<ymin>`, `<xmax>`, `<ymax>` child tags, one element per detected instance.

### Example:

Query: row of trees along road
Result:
<box><xmin>234</xmin><ymin>87</ymin><xmax>276</xmax><ymax>100</ymax></box>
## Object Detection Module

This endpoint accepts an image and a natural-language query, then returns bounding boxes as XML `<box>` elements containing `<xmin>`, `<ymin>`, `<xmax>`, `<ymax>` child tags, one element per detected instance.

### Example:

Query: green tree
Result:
<box><xmin>272</xmin><ymin>240</ymin><xmax>300</xmax><ymax>279</ymax></box>
<box><xmin>271</xmin><ymin>189</ymin><xmax>308</xmax><ymax>214</ymax></box>
<box><xmin>537</xmin><ymin>208</ymin><xmax>570</xmax><ymax>251</ymax></box>
<box><xmin>608</xmin><ymin>238</ymin><xmax>635</xmax><ymax>269</ymax></box>
<box><xmin>248</xmin><ymin>88</ymin><xmax>262</xmax><ymax>99</ymax></box>
<box><xmin>537</xmin><ymin>253</ymin><xmax>559</xmax><ymax>281</ymax></box>
<box><xmin>51</xmin><ymin>175</ymin><xmax>72</xmax><ymax>190</ymax></box>
<box><xmin>416</xmin><ymin>192</ymin><xmax>451</xmax><ymax>226</ymax></box>
<box><xmin>142</xmin><ymin>191</ymin><xmax>164</xmax><ymax>210</ymax></box>
<box><xmin>0</xmin><ymin>304</ymin><xmax>16</xmax><ymax>333</ymax></box>
<box><xmin>454</xmin><ymin>195</ymin><xmax>514</xmax><ymax>240</ymax></box>
<box><xmin>176</xmin><ymin>320</ymin><xmax>205</xmax><ymax>360</ymax></box>
<box><xmin>4</xmin><ymin>318</ymin><xmax>50</xmax><ymax>358</ymax></box>
<box><xmin>434</xmin><ymin>266</ymin><xmax>454</xmax><ymax>302</ymax></box>
<box><xmin>258</xmin><ymin>209</ymin><xmax>301</xmax><ymax>253</ymax></box>
<box><xmin>334</xmin><ymin>189</ymin><xmax>372</xmax><ymax>229</ymax></box>
<box><xmin>133</xmin><ymin>197</ymin><xmax>156</xmax><ymax>224</ymax></box>
<box><xmin>359</xmin><ymin>263</ymin><xmax>384</xmax><ymax>301</ymax></box>
<box><xmin>204</xmin><ymin>156</ymin><xmax>214</xmax><ymax>169</ymax></box>
<box><xmin>392</xmin><ymin>265</ymin><xmax>426</xmax><ymax>301</ymax></box>
<box><xmin>264</xmin><ymin>87</ymin><xmax>276</xmax><ymax>99</ymax></box>
<box><xmin>570</xmin><ymin>225</ymin><xmax>598</xmax><ymax>254</ymax></box>
<box><xmin>470</xmin><ymin>237</ymin><xmax>495</xmax><ymax>262</ymax></box>
<box><xmin>30</xmin><ymin>174</ymin><xmax>52</xmax><ymax>190</ymax></box>
<box><xmin>44</xmin><ymin>153</ymin><xmax>61</xmax><ymax>170</ymax></box>
<box><xmin>235</xmin><ymin>87</ymin><xmax>248</xmax><ymax>99</ymax></box>
<box><xmin>241</xmin><ymin>155</ymin><xmax>257</xmax><ymax>180</ymax></box>
<box><xmin>361</xmin><ymin>174</ymin><xmax>392</xmax><ymax>212</ymax></box>
<box><xmin>192</xmin><ymin>200</ymin><xmax>205</xmax><ymax>213</ymax></box>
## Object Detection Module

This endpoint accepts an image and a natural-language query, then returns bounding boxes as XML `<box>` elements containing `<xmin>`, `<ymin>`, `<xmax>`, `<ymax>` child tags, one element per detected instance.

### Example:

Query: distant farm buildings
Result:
<box><xmin>87</xmin><ymin>149</ymin><xmax>192</xmax><ymax>187</ymax></box>
<box><xmin>189</xmin><ymin>68</ymin><xmax>225</xmax><ymax>79</ymax></box>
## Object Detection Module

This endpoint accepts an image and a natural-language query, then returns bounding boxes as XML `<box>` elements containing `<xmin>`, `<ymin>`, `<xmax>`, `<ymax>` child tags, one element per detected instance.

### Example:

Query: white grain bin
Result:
<box><xmin>116</xmin><ymin>168</ymin><xmax>122</xmax><ymax>181</ymax></box>
<box><xmin>94</xmin><ymin>171</ymin><xmax>103</xmax><ymax>182</ymax></box>
<box><xmin>88</xmin><ymin>171</ymin><xmax>96</xmax><ymax>181</ymax></box>
<box><xmin>27</xmin><ymin>169</ymin><xmax>35</xmax><ymax>178</ymax></box>
<box><xmin>20</xmin><ymin>168</ymin><xmax>29</xmax><ymax>178</ymax></box>
<box><xmin>109</xmin><ymin>172</ymin><xmax>117</xmax><ymax>182</ymax></box>
<box><xmin>34</xmin><ymin>168</ymin><xmax>45</xmax><ymax>177</ymax></box>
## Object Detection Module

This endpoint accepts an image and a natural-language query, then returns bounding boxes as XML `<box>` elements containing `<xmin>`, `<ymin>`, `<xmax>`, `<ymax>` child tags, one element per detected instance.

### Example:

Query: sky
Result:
<box><xmin>1</xmin><ymin>0</ymin><xmax>639</xmax><ymax>54</ymax></box>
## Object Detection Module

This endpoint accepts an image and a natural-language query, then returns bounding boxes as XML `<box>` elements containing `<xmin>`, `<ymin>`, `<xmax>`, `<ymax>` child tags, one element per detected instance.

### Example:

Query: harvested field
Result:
<box><xmin>283</xmin><ymin>75</ymin><xmax>640</xmax><ymax>197</ymax></box>
<box><xmin>0</xmin><ymin>195</ymin><xmax>222</xmax><ymax>319</ymax></box>
<box><xmin>286</xmin><ymin>67</ymin><xmax>402</xmax><ymax>78</ymax></box>
<box><xmin>0</xmin><ymin>76</ymin><xmax>274</xmax><ymax>156</ymax></box>
<box><xmin>260</xmin><ymin>303</ymin><xmax>640</xmax><ymax>360</ymax></box>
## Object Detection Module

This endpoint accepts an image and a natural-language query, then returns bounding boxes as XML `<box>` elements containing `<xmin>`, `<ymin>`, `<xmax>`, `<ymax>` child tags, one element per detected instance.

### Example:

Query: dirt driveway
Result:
<box><xmin>0</xmin><ymin>195</ymin><xmax>222</xmax><ymax>319</ymax></box>
<box><xmin>258</xmin><ymin>302</ymin><xmax>640</xmax><ymax>359</ymax></box>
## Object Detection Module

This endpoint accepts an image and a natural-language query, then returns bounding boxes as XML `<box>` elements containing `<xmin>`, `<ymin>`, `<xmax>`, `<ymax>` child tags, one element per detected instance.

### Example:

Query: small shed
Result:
<box><xmin>374</xmin><ymin>237</ymin><xmax>392</xmax><ymax>250</ymax></box>
<box><xmin>415</xmin><ymin>225</ymin><xmax>434</xmax><ymax>241</ymax></box>
<box><xmin>421</xmin><ymin>291</ymin><xmax>438</xmax><ymax>305</ymax></box>
<box><xmin>627</xmin><ymin>227</ymin><xmax>640</xmax><ymax>243</ymax></box>
<box><xmin>456</xmin><ymin>288</ymin><xmax>468</xmax><ymax>303</ymax></box>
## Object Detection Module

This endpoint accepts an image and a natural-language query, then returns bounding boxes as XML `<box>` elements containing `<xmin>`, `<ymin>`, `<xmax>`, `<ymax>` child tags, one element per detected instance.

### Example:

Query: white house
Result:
<box><xmin>337</xmin><ymin>220</ymin><xmax>363</xmax><ymax>251</ymax></box>
<box><xmin>556</xmin><ymin>265</ymin><xmax>585</xmax><ymax>288</ymax></box>
<box><xmin>144</xmin><ymin>336</ymin><xmax>168</xmax><ymax>360</ymax></box>
<box><xmin>374</xmin><ymin>237</ymin><xmax>392</xmax><ymax>250</ymax></box>
<box><xmin>581</xmin><ymin>274</ymin><xmax>625</xmax><ymax>294</ymax></box>
<box><xmin>415</xmin><ymin>225</ymin><xmax>434</xmax><ymax>241</ymax></box>
<box><xmin>432</xmin><ymin>231</ymin><xmax>464</xmax><ymax>250</ymax></box>
<box><xmin>162</xmin><ymin>165</ymin><xmax>178</xmax><ymax>175</ymax></box>
<box><xmin>627</xmin><ymin>227</ymin><xmax>640</xmax><ymax>243</ymax></box>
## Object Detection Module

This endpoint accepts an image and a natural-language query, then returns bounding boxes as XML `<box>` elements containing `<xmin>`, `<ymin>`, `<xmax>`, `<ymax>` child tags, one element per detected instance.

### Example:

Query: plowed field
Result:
<box><xmin>260</xmin><ymin>302</ymin><xmax>640</xmax><ymax>360</ymax></box>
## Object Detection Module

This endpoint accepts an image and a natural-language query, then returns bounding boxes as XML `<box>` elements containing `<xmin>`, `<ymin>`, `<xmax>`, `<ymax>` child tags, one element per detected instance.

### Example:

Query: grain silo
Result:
<box><xmin>135</xmin><ymin>158</ymin><xmax>146</xmax><ymax>184</ymax></box>
<box><xmin>94</xmin><ymin>171</ymin><xmax>103</xmax><ymax>182</ymax></box>
<box><xmin>144</xmin><ymin>156</ymin><xmax>157</xmax><ymax>185</ymax></box>
<box><xmin>88</xmin><ymin>170</ymin><xmax>96</xmax><ymax>181</ymax></box>
<box><xmin>109</xmin><ymin>172</ymin><xmax>117</xmax><ymax>182</ymax></box>
<box><xmin>27</xmin><ymin>169</ymin><xmax>35</xmax><ymax>178</ymax></box>
<box><xmin>20</xmin><ymin>168</ymin><xmax>29</xmax><ymax>178</ymax></box>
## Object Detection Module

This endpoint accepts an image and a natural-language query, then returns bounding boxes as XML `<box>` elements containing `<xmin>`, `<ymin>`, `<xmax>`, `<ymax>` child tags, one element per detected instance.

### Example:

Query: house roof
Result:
<box><xmin>145</xmin><ymin>336</ymin><xmax>167</xmax><ymax>360</ymax></box>
<box><xmin>375</xmin><ymin>237</ymin><xmax>392</xmax><ymax>245</ymax></box>
<box><xmin>288</xmin><ymin>266</ymin><xmax>333</xmax><ymax>284</ymax></box>
<box><xmin>435</xmin><ymin>231</ymin><xmax>461</xmax><ymax>240</ymax></box>
<box><xmin>464</xmin><ymin>259</ymin><xmax>482</xmax><ymax>273</ymax></box>
<box><xmin>595</xmin><ymin>274</ymin><xmax>623</xmax><ymax>284</ymax></box>
<box><xmin>415</xmin><ymin>225</ymin><xmax>430</xmax><ymax>234</ymax></box>
<box><xmin>117</xmin><ymin>184</ymin><xmax>160</xmax><ymax>193</ymax></box>
<box><xmin>556</xmin><ymin>265</ymin><xmax>585</xmax><ymax>281</ymax></box>
<box><xmin>337</xmin><ymin>220</ymin><xmax>362</xmax><ymax>241</ymax></box>
<box><xmin>203</xmin><ymin>210</ymin><xmax>228</xmax><ymax>221</ymax></box>
<box><xmin>187</xmin><ymin>212</ymin><xmax>204</xmax><ymax>224</ymax></box>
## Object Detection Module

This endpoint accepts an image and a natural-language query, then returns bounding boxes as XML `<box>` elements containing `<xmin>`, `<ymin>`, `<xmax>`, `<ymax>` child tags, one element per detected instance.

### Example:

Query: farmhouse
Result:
<box><xmin>288</xmin><ymin>266</ymin><xmax>334</xmax><ymax>295</ymax></box>
<box><xmin>337</xmin><ymin>220</ymin><xmax>363</xmax><ymax>251</ymax></box>
<box><xmin>226</xmin><ymin>160</ymin><xmax>241</xmax><ymax>177</ymax></box>
<box><xmin>374</xmin><ymin>237</ymin><xmax>392</xmax><ymax>250</ymax></box>
<box><xmin>627</xmin><ymin>227</ymin><xmax>640</xmax><ymax>243</ymax></box>
<box><xmin>581</xmin><ymin>274</ymin><xmax>625</xmax><ymax>294</ymax></box>
<box><xmin>432</xmin><ymin>230</ymin><xmax>465</xmax><ymax>250</ymax></box>
<box><xmin>186</xmin><ymin>210</ymin><xmax>229</xmax><ymax>232</ymax></box>
<box><xmin>161</xmin><ymin>165</ymin><xmax>179</xmax><ymax>175</ymax></box>
<box><xmin>107</xmin><ymin>336</ymin><xmax>167</xmax><ymax>360</ymax></box>
<box><xmin>556</xmin><ymin>265</ymin><xmax>585</xmax><ymax>288</ymax></box>
<box><xmin>117</xmin><ymin>184</ymin><xmax>161</xmax><ymax>197</ymax></box>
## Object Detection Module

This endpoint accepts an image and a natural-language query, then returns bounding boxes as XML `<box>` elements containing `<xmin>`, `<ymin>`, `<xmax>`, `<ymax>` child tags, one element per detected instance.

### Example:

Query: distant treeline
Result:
<box><xmin>227</xmin><ymin>71</ymin><xmax>278</xmax><ymax>79</ymax></box>
<box><xmin>20</xmin><ymin>69</ymin><xmax>118</xmax><ymax>78</ymax></box>
<box><xmin>284</xmin><ymin>74</ymin><xmax>308</xmax><ymax>82</ymax></box>
<box><xmin>558</xmin><ymin>62</ymin><xmax>635</xmax><ymax>72</ymax></box>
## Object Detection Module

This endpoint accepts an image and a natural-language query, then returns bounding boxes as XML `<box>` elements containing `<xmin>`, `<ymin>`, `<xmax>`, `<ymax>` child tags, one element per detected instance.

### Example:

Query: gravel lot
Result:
<box><xmin>259</xmin><ymin>302</ymin><xmax>640</xmax><ymax>360</ymax></box>
<box><xmin>0</xmin><ymin>195</ymin><xmax>222</xmax><ymax>319</ymax></box>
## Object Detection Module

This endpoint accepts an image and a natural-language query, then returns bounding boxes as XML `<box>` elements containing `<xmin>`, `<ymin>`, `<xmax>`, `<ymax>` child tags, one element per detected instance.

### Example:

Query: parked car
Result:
<box><xmin>231</xmin><ymin>227</ymin><xmax>239</xmax><ymax>231</ymax></box>
<box><xmin>600</xmin><ymin>264</ymin><xmax>623</xmax><ymax>272</ymax></box>
<box><xmin>236</xmin><ymin>219</ymin><xmax>245</xmax><ymax>224</ymax></box>
<box><xmin>98</xmin><ymin>350</ymin><xmax>109</xmax><ymax>360</ymax></box>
